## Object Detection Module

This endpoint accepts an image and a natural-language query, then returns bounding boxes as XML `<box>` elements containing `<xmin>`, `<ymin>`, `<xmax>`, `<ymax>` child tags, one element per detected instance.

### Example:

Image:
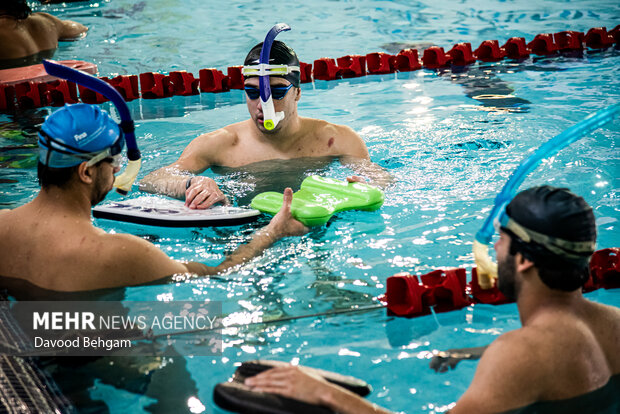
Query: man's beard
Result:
<box><xmin>91</xmin><ymin>168</ymin><xmax>112</xmax><ymax>206</ymax></box>
<box><xmin>498</xmin><ymin>252</ymin><xmax>518</xmax><ymax>300</ymax></box>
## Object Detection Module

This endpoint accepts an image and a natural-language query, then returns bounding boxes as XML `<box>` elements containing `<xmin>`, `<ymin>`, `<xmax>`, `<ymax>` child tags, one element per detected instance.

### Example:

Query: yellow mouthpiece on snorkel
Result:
<box><xmin>473</xmin><ymin>239</ymin><xmax>498</xmax><ymax>290</ymax></box>
<box><xmin>114</xmin><ymin>159</ymin><xmax>142</xmax><ymax>195</ymax></box>
<box><xmin>264</xmin><ymin>119</ymin><xmax>275</xmax><ymax>130</ymax></box>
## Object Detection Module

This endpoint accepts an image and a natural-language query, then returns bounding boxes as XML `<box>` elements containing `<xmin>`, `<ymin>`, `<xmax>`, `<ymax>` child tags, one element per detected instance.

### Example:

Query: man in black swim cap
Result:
<box><xmin>243</xmin><ymin>186</ymin><xmax>620</xmax><ymax>414</ymax></box>
<box><xmin>141</xmin><ymin>38</ymin><xmax>391</xmax><ymax>209</ymax></box>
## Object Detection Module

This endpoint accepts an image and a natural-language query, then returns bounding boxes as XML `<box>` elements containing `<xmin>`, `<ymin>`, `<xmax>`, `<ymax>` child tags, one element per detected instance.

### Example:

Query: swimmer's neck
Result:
<box><xmin>516</xmin><ymin>270</ymin><xmax>585</xmax><ymax>326</ymax></box>
<box><xmin>32</xmin><ymin>185</ymin><xmax>95</xmax><ymax>221</ymax></box>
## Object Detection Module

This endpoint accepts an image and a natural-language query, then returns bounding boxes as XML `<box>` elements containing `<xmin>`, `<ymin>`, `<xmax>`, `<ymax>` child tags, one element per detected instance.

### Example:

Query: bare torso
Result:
<box><xmin>0</xmin><ymin>13</ymin><xmax>86</xmax><ymax>61</ymax></box>
<box><xmin>194</xmin><ymin>117</ymin><xmax>365</xmax><ymax>169</ymax></box>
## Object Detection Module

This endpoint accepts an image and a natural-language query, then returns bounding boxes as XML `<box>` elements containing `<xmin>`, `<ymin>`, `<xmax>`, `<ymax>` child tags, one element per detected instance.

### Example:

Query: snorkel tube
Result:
<box><xmin>259</xmin><ymin>23</ymin><xmax>291</xmax><ymax>131</ymax></box>
<box><xmin>42</xmin><ymin>59</ymin><xmax>141</xmax><ymax>195</ymax></box>
<box><xmin>474</xmin><ymin>103</ymin><xmax>620</xmax><ymax>289</ymax></box>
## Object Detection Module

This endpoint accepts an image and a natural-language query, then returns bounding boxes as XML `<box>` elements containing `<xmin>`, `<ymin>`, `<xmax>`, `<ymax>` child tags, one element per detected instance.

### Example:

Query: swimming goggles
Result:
<box><xmin>39</xmin><ymin>129</ymin><xmax>125</xmax><ymax>168</ymax></box>
<box><xmin>242</xmin><ymin>63</ymin><xmax>300</xmax><ymax>77</ymax></box>
<box><xmin>494</xmin><ymin>208</ymin><xmax>596</xmax><ymax>260</ymax></box>
<box><xmin>244</xmin><ymin>84</ymin><xmax>293</xmax><ymax>100</ymax></box>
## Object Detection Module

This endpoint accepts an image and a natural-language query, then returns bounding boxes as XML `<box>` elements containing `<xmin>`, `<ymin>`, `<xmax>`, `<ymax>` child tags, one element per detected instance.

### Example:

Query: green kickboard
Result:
<box><xmin>250</xmin><ymin>175</ymin><xmax>384</xmax><ymax>226</ymax></box>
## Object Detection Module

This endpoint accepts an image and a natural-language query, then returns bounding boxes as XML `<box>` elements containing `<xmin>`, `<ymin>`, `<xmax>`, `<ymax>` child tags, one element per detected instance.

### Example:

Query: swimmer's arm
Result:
<box><xmin>38</xmin><ymin>13</ymin><xmax>87</xmax><ymax>39</ymax></box>
<box><xmin>341</xmin><ymin>156</ymin><xmax>395</xmax><ymax>189</ymax></box>
<box><xmin>331</xmin><ymin>125</ymin><xmax>394</xmax><ymax>188</ymax></box>
<box><xmin>184</xmin><ymin>188</ymin><xmax>307</xmax><ymax>273</ymax></box>
<box><xmin>140</xmin><ymin>130</ymin><xmax>228</xmax><ymax>207</ymax></box>
<box><xmin>430</xmin><ymin>345</ymin><xmax>488</xmax><ymax>372</ymax></box>
<box><xmin>449</xmin><ymin>333</ymin><xmax>540</xmax><ymax>413</ymax></box>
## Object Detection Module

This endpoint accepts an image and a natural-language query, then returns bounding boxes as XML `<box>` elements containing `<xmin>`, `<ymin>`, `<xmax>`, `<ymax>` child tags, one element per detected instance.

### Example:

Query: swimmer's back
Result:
<box><xmin>452</xmin><ymin>299</ymin><xmax>620</xmax><ymax>413</ymax></box>
<box><xmin>0</xmin><ymin>13</ymin><xmax>86</xmax><ymax>60</ymax></box>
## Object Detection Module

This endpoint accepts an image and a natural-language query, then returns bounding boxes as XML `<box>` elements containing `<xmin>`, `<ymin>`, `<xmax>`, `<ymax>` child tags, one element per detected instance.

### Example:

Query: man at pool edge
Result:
<box><xmin>139</xmin><ymin>40</ymin><xmax>391</xmax><ymax>209</ymax></box>
<box><xmin>243</xmin><ymin>186</ymin><xmax>620</xmax><ymax>413</ymax></box>
<box><xmin>0</xmin><ymin>104</ymin><xmax>307</xmax><ymax>291</ymax></box>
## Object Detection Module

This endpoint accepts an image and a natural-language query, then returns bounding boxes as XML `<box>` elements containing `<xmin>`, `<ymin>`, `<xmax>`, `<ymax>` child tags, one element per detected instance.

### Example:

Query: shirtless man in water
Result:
<box><xmin>244</xmin><ymin>186</ymin><xmax>620</xmax><ymax>413</ymax></box>
<box><xmin>140</xmin><ymin>39</ymin><xmax>391</xmax><ymax>209</ymax></box>
<box><xmin>0</xmin><ymin>103</ymin><xmax>307</xmax><ymax>292</ymax></box>
<box><xmin>0</xmin><ymin>0</ymin><xmax>87</xmax><ymax>68</ymax></box>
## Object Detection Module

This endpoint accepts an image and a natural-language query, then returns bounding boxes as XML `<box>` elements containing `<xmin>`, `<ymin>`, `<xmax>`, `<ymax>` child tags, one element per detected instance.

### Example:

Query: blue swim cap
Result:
<box><xmin>39</xmin><ymin>103</ymin><xmax>124</xmax><ymax>168</ymax></box>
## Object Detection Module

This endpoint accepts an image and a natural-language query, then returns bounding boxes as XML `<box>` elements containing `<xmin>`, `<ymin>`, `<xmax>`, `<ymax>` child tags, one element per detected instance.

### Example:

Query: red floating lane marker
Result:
<box><xmin>44</xmin><ymin>80</ymin><xmax>78</xmax><ymax>106</ymax></box>
<box><xmin>139</xmin><ymin>72</ymin><xmax>172</xmax><ymax>99</ymax></box>
<box><xmin>386</xmin><ymin>273</ymin><xmax>431</xmax><ymax>316</ymax></box>
<box><xmin>299</xmin><ymin>61</ymin><xmax>313</xmax><ymax>83</ymax></box>
<box><xmin>469</xmin><ymin>267</ymin><xmax>512</xmax><ymax>305</ymax></box>
<box><xmin>78</xmin><ymin>79</ymin><xmax>109</xmax><ymax>104</ymax></box>
<box><xmin>15</xmin><ymin>81</ymin><xmax>45</xmax><ymax>109</ymax></box>
<box><xmin>198</xmin><ymin>68</ymin><xmax>229</xmax><ymax>93</ymax></box>
<box><xmin>446</xmin><ymin>42</ymin><xmax>477</xmax><ymax>66</ymax></box>
<box><xmin>390</xmin><ymin>49</ymin><xmax>421</xmax><ymax>71</ymax></box>
<box><xmin>0</xmin><ymin>84</ymin><xmax>16</xmax><ymax>111</ymax></box>
<box><xmin>502</xmin><ymin>37</ymin><xmax>530</xmax><ymax>59</ymax></box>
<box><xmin>226</xmin><ymin>66</ymin><xmax>244</xmax><ymax>90</ymax></box>
<box><xmin>107</xmin><ymin>75</ymin><xmax>140</xmax><ymax>101</ymax></box>
<box><xmin>554</xmin><ymin>31</ymin><xmax>584</xmax><ymax>51</ymax></box>
<box><xmin>336</xmin><ymin>55</ymin><xmax>367</xmax><ymax>78</ymax></box>
<box><xmin>610</xmin><ymin>25</ymin><xmax>620</xmax><ymax>44</ymax></box>
<box><xmin>528</xmin><ymin>33</ymin><xmax>559</xmax><ymax>56</ymax></box>
<box><xmin>169</xmin><ymin>71</ymin><xmax>199</xmax><ymax>96</ymax></box>
<box><xmin>313</xmin><ymin>57</ymin><xmax>339</xmax><ymax>80</ymax></box>
<box><xmin>584</xmin><ymin>27</ymin><xmax>616</xmax><ymax>49</ymax></box>
<box><xmin>422</xmin><ymin>46</ymin><xmax>451</xmax><ymax>69</ymax></box>
<box><xmin>474</xmin><ymin>40</ymin><xmax>506</xmax><ymax>62</ymax></box>
<box><xmin>589</xmin><ymin>248</ymin><xmax>620</xmax><ymax>290</ymax></box>
<box><xmin>420</xmin><ymin>268</ymin><xmax>472</xmax><ymax>313</ymax></box>
<box><xmin>366</xmin><ymin>52</ymin><xmax>395</xmax><ymax>74</ymax></box>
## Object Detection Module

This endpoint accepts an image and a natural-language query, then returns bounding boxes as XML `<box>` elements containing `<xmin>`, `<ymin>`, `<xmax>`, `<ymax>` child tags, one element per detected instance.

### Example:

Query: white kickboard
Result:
<box><xmin>93</xmin><ymin>196</ymin><xmax>261</xmax><ymax>227</ymax></box>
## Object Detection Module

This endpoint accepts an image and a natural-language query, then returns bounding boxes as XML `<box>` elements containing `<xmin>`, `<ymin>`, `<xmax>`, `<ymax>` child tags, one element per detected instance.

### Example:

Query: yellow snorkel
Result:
<box><xmin>474</xmin><ymin>103</ymin><xmax>619</xmax><ymax>289</ymax></box>
<box><xmin>43</xmin><ymin>60</ymin><xmax>142</xmax><ymax>195</ymax></box>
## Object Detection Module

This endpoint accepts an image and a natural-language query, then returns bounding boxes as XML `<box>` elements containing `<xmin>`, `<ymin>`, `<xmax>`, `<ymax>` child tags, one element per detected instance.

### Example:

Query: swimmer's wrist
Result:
<box><xmin>185</xmin><ymin>176</ymin><xmax>193</xmax><ymax>190</ymax></box>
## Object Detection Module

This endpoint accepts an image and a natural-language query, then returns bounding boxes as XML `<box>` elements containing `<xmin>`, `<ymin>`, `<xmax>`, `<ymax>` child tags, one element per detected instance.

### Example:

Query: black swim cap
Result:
<box><xmin>504</xmin><ymin>186</ymin><xmax>597</xmax><ymax>290</ymax></box>
<box><xmin>244</xmin><ymin>40</ymin><xmax>300</xmax><ymax>87</ymax></box>
<box><xmin>0</xmin><ymin>0</ymin><xmax>31</xmax><ymax>19</ymax></box>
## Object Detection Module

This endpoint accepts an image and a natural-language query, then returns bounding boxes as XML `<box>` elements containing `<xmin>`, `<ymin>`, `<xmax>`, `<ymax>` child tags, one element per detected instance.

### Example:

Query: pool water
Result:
<box><xmin>1</xmin><ymin>0</ymin><xmax>619</xmax><ymax>413</ymax></box>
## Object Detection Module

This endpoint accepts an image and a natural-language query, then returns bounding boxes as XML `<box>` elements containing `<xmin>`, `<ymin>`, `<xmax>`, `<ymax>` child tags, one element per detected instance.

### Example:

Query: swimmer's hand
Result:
<box><xmin>265</xmin><ymin>188</ymin><xmax>308</xmax><ymax>238</ymax></box>
<box><xmin>347</xmin><ymin>175</ymin><xmax>367</xmax><ymax>184</ymax></box>
<box><xmin>185</xmin><ymin>176</ymin><xmax>229</xmax><ymax>209</ymax></box>
<box><xmin>245</xmin><ymin>365</ymin><xmax>332</xmax><ymax>406</ymax></box>
<box><xmin>429</xmin><ymin>346</ymin><xmax>488</xmax><ymax>373</ymax></box>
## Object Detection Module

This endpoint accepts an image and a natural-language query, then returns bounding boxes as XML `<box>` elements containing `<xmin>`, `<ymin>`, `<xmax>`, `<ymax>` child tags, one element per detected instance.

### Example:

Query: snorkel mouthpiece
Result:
<box><xmin>42</xmin><ymin>59</ymin><xmax>142</xmax><ymax>195</ymax></box>
<box><xmin>259</xmin><ymin>23</ymin><xmax>291</xmax><ymax>131</ymax></box>
<box><xmin>473</xmin><ymin>103</ymin><xmax>620</xmax><ymax>289</ymax></box>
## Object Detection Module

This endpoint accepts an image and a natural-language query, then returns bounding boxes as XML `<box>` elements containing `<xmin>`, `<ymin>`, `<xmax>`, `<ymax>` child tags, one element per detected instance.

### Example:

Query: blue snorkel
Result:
<box><xmin>259</xmin><ymin>23</ymin><xmax>291</xmax><ymax>130</ymax></box>
<box><xmin>42</xmin><ymin>59</ymin><xmax>141</xmax><ymax>195</ymax></box>
<box><xmin>474</xmin><ymin>103</ymin><xmax>620</xmax><ymax>288</ymax></box>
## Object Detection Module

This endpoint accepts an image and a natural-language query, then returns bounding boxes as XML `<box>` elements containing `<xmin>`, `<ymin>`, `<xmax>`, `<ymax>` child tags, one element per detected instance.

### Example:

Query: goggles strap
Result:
<box><xmin>504</xmin><ymin>218</ymin><xmax>595</xmax><ymax>259</ymax></box>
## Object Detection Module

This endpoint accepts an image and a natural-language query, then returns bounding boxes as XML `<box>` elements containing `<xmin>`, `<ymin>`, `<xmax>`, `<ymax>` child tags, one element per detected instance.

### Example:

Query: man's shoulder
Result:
<box><xmin>302</xmin><ymin>117</ymin><xmax>355</xmax><ymax>135</ymax></box>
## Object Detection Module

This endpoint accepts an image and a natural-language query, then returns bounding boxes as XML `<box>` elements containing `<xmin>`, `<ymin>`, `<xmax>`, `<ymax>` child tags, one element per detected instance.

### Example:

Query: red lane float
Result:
<box><xmin>0</xmin><ymin>60</ymin><xmax>97</xmax><ymax>86</ymax></box>
<box><xmin>1</xmin><ymin>26</ymin><xmax>618</xmax><ymax>111</ymax></box>
<box><xmin>386</xmin><ymin>248</ymin><xmax>619</xmax><ymax>318</ymax></box>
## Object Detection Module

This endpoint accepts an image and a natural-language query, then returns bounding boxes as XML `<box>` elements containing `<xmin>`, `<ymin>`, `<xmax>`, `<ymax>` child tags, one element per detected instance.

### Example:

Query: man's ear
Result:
<box><xmin>515</xmin><ymin>252</ymin><xmax>535</xmax><ymax>273</ymax></box>
<box><xmin>77</xmin><ymin>162</ymin><xmax>95</xmax><ymax>185</ymax></box>
<box><xmin>295</xmin><ymin>87</ymin><xmax>301</xmax><ymax>102</ymax></box>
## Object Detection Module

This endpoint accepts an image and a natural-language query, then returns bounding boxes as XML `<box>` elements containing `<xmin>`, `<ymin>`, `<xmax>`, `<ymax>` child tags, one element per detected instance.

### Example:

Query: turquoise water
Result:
<box><xmin>1</xmin><ymin>0</ymin><xmax>620</xmax><ymax>413</ymax></box>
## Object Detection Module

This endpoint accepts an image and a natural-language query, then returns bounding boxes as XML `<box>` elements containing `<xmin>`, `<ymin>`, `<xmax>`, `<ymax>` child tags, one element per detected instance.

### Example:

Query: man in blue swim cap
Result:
<box><xmin>140</xmin><ymin>39</ymin><xmax>391</xmax><ymax>209</ymax></box>
<box><xmin>243</xmin><ymin>186</ymin><xmax>620</xmax><ymax>413</ymax></box>
<box><xmin>0</xmin><ymin>103</ymin><xmax>307</xmax><ymax>291</ymax></box>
